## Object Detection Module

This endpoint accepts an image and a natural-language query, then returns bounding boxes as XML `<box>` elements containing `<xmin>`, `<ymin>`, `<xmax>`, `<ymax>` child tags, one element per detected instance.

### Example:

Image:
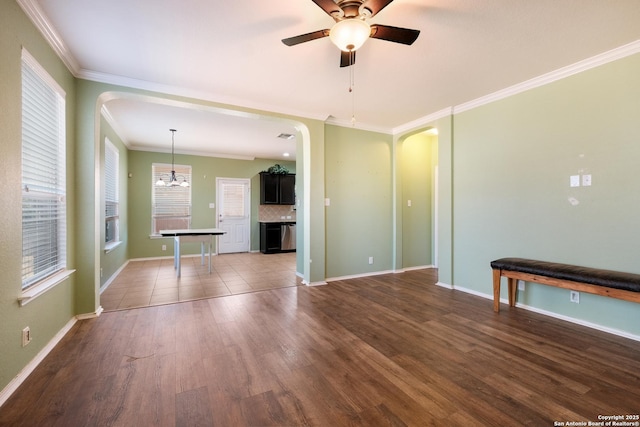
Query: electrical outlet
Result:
<box><xmin>162</xmin><ymin>245</ymin><xmax>167</xmax><ymax>251</ymax></box>
<box><xmin>22</xmin><ymin>327</ymin><xmax>31</xmax><ymax>347</ymax></box>
<box><xmin>368</xmin><ymin>256</ymin><xmax>374</xmax><ymax>265</ymax></box>
<box><xmin>517</xmin><ymin>280</ymin><xmax>525</xmax><ymax>291</ymax></box>
<box><xmin>570</xmin><ymin>290</ymin><xmax>580</xmax><ymax>303</ymax></box>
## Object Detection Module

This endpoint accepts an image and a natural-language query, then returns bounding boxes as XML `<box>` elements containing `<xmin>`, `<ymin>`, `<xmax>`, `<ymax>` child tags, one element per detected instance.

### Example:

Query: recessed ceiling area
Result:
<box><xmin>103</xmin><ymin>97</ymin><xmax>298</xmax><ymax>161</ymax></box>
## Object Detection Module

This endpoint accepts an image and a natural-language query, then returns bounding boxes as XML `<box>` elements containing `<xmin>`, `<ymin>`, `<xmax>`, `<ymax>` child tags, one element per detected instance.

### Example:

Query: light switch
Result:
<box><xmin>325</xmin><ymin>198</ymin><xmax>331</xmax><ymax>206</ymax></box>
<box><xmin>570</xmin><ymin>175</ymin><xmax>580</xmax><ymax>187</ymax></box>
<box><xmin>209</xmin><ymin>203</ymin><xmax>215</xmax><ymax>209</ymax></box>
<box><xmin>407</xmin><ymin>200</ymin><xmax>412</xmax><ymax>207</ymax></box>
<box><xmin>582</xmin><ymin>174</ymin><xmax>592</xmax><ymax>186</ymax></box>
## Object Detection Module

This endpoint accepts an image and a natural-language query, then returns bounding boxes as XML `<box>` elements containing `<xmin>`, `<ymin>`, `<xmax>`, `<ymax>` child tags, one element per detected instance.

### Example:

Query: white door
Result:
<box><xmin>217</xmin><ymin>178</ymin><xmax>250</xmax><ymax>254</ymax></box>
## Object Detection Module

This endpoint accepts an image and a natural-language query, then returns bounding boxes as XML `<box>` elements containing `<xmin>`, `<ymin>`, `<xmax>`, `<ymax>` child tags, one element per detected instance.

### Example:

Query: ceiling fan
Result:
<box><xmin>282</xmin><ymin>0</ymin><xmax>420</xmax><ymax>67</ymax></box>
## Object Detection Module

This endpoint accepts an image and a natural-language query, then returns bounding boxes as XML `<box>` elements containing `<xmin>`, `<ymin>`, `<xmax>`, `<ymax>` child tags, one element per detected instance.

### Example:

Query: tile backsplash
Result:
<box><xmin>259</xmin><ymin>204</ymin><xmax>296</xmax><ymax>222</ymax></box>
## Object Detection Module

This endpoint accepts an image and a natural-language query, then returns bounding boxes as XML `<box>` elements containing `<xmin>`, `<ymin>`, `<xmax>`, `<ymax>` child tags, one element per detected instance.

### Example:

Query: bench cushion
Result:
<box><xmin>490</xmin><ymin>258</ymin><xmax>640</xmax><ymax>293</ymax></box>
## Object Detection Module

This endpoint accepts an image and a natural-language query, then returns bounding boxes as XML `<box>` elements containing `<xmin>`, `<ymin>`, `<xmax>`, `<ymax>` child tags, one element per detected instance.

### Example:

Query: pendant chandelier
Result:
<box><xmin>155</xmin><ymin>129</ymin><xmax>190</xmax><ymax>187</ymax></box>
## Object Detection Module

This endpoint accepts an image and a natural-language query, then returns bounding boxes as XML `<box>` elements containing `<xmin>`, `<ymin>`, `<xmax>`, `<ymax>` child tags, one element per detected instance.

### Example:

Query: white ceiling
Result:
<box><xmin>23</xmin><ymin>0</ymin><xmax>640</xmax><ymax>160</ymax></box>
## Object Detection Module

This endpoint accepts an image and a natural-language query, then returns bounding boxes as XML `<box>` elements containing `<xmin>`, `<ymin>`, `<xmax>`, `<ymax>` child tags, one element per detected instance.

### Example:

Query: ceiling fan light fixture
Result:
<box><xmin>329</xmin><ymin>19</ymin><xmax>371</xmax><ymax>52</ymax></box>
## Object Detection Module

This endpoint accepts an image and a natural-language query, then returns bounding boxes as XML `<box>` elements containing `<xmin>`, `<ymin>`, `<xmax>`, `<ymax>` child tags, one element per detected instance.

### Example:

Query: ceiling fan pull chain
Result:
<box><xmin>350</xmin><ymin>57</ymin><xmax>356</xmax><ymax>126</ymax></box>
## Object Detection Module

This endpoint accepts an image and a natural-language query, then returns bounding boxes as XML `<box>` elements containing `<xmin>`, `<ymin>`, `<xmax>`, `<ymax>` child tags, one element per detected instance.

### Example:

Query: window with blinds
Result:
<box><xmin>21</xmin><ymin>49</ymin><xmax>67</xmax><ymax>289</ymax></box>
<box><xmin>105</xmin><ymin>138</ymin><xmax>119</xmax><ymax>245</ymax></box>
<box><xmin>222</xmin><ymin>183</ymin><xmax>246</xmax><ymax>217</ymax></box>
<box><xmin>152</xmin><ymin>163</ymin><xmax>192</xmax><ymax>234</ymax></box>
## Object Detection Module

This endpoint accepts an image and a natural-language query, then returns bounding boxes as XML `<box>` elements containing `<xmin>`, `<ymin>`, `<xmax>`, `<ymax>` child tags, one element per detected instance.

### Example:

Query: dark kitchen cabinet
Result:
<box><xmin>260</xmin><ymin>222</ymin><xmax>282</xmax><ymax>253</ymax></box>
<box><xmin>279</xmin><ymin>174</ymin><xmax>296</xmax><ymax>204</ymax></box>
<box><xmin>260</xmin><ymin>172</ymin><xmax>295</xmax><ymax>205</ymax></box>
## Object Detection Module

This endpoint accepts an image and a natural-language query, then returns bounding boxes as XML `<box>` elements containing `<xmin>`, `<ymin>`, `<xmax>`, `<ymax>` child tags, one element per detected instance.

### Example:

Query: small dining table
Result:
<box><xmin>159</xmin><ymin>228</ymin><xmax>226</xmax><ymax>277</ymax></box>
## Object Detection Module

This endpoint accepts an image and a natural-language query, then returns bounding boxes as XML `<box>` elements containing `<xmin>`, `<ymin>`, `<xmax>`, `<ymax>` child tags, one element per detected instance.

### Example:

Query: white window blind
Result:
<box><xmin>152</xmin><ymin>163</ymin><xmax>192</xmax><ymax>234</ymax></box>
<box><xmin>222</xmin><ymin>183</ymin><xmax>246</xmax><ymax>217</ymax></box>
<box><xmin>21</xmin><ymin>49</ymin><xmax>67</xmax><ymax>289</ymax></box>
<box><xmin>105</xmin><ymin>138</ymin><xmax>119</xmax><ymax>244</ymax></box>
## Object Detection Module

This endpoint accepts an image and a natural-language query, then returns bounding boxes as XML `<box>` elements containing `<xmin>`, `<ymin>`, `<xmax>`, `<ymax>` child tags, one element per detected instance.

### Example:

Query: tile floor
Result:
<box><xmin>100</xmin><ymin>251</ymin><xmax>299</xmax><ymax>311</ymax></box>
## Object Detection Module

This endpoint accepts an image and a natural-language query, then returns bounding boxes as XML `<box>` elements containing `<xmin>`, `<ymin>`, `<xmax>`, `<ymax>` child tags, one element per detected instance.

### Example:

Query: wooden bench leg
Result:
<box><xmin>508</xmin><ymin>277</ymin><xmax>517</xmax><ymax>307</ymax></box>
<box><xmin>493</xmin><ymin>268</ymin><xmax>501</xmax><ymax>312</ymax></box>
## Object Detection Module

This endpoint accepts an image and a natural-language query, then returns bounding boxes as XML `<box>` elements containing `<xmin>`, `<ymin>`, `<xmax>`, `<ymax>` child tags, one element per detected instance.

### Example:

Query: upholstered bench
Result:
<box><xmin>490</xmin><ymin>257</ymin><xmax>640</xmax><ymax>312</ymax></box>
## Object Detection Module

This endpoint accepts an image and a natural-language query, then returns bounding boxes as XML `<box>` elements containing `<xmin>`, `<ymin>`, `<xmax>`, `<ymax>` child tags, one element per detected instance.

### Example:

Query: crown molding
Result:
<box><xmin>83</xmin><ymin>69</ymin><xmax>392</xmax><ymax>134</ymax></box>
<box><xmin>392</xmin><ymin>107</ymin><xmax>453</xmax><ymax>135</ymax></box>
<box><xmin>324</xmin><ymin>116</ymin><xmax>393</xmax><ymax>134</ymax></box>
<box><xmin>16</xmin><ymin>0</ymin><xmax>329</xmax><ymax>128</ymax></box>
<box><xmin>78</xmin><ymin>69</ymin><xmax>334</xmax><ymax>125</ymax></box>
<box><xmin>17</xmin><ymin>0</ymin><xmax>80</xmax><ymax>75</ymax></box>
<box><xmin>392</xmin><ymin>39</ymin><xmax>640</xmax><ymax>135</ymax></box>
<box><xmin>128</xmin><ymin>145</ymin><xmax>257</xmax><ymax>161</ymax></box>
<box><xmin>453</xmin><ymin>39</ymin><xmax>640</xmax><ymax>115</ymax></box>
<box><xmin>100</xmin><ymin>105</ymin><xmax>131</xmax><ymax>148</ymax></box>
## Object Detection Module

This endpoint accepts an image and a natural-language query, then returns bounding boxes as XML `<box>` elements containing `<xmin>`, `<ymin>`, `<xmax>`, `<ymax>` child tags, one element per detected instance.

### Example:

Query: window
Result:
<box><xmin>21</xmin><ymin>49</ymin><xmax>67</xmax><ymax>289</ymax></box>
<box><xmin>105</xmin><ymin>138</ymin><xmax>120</xmax><ymax>249</ymax></box>
<box><xmin>222</xmin><ymin>182</ymin><xmax>246</xmax><ymax>217</ymax></box>
<box><xmin>152</xmin><ymin>163</ymin><xmax>192</xmax><ymax>235</ymax></box>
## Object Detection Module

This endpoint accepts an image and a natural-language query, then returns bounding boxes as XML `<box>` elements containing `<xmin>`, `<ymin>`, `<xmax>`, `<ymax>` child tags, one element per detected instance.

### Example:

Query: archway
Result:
<box><xmin>93</xmin><ymin>91</ymin><xmax>313</xmax><ymax>307</ymax></box>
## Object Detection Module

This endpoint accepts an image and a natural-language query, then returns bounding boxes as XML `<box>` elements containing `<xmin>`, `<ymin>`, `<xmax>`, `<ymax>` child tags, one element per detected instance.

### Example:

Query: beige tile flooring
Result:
<box><xmin>101</xmin><ymin>252</ymin><xmax>299</xmax><ymax>311</ymax></box>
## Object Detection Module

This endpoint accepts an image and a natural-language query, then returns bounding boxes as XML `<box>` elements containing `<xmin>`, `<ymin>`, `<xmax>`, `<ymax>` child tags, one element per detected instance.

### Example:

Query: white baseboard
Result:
<box><xmin>0</xmin><ymin>317</ymin><xmax>77</xmax><ymax>408</ymax></box>
<box><xmin>77</xmin><ymin>306</ymin><xmax>103</xmax><ymax>320</ymax></box>
<box><xmin>302</xmin><ymin>280</ymin><xmax>328</xmax><ymax>286</ymax></box>
<box><xmin>324</xmin><ymin>266</ymin><xmax>435</xmax><ymax>284</ymax></box>
<box><xmin>100</xmin><ymin>261</ymin><xmax>129</xmax><ymax>294</ymax></box>
<box><xmin>326</xmin><ymin>269</ymin><xmax>395</xmax><ymax>282</ymax></box>
<box><xmin>451</xmin><ymin>285</ymin><xmax>640</xmax><ymax>343</ymax></box>
<box><xmin>402</xmin><ymin>264</ymin><xmax>436</xmax><ymax>272</ymax></box>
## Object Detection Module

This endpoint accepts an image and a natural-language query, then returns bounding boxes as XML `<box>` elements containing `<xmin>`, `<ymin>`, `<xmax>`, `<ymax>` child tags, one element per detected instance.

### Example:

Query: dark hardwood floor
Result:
<box><xmin>2</xmin><ymin>268</ymin><xmax>639</xmax><ymax>426</ymax></box>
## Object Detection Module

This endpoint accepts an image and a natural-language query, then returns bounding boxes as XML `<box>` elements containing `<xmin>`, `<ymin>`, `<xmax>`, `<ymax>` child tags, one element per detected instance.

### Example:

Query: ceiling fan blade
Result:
<box><xmin>360</xmin><ymin>0</ymin><xmax>394</xmax><ymax>17</ymax></box>
<box><xmin>340</xmin><ymin>50</ymin><xmax>356</xmax><ymax>67</ymax></box>
<box><xmin>311</xmin><ymin>0</ymin><xmax>344</xmax><ymax>18</ymax></box>
<box><xmin>370</xmin><ymin>24</ymin><xmax>420</xmax><ymax>45</ymax></box>
<box><xmin>282</xmin><ymin>29</ymin><xmax>330</xmax><ymax>46</ymax></box>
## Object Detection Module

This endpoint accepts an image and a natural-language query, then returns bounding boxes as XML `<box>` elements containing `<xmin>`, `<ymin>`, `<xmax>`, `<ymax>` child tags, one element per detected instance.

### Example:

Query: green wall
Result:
<box><xmin>397</xmin><ymin>116</ymin><xmax>453</xmax><ymax>284</ymax></box>
<box><xmin>99</xmin><ymin>116</ymin><xmax>129</xmax><ymax>288</ymax></box>
<box><xmin>324</xmin><ymin>125</ymin><xmax>394</xmax><ymax>278</ymax></box>
<box><xmin>451</xmin><ymin>53</ymin><xmax>640</xmax><ymax>335</ymax></box>
<box><xmin>400</xmin><ymin>132</ymin><xmax>436</xmax><ymax>268</ymax></box>
<box><xmin>434</xmin><ymin>116</ymin><xmax>454</xmax><ymax>285</ymax></box>
<box><xmin>127</xmin><ymin>150</ymin><xmax>295</xmax><ymax>258</ymax></box>
<box><xmin>0</xmin><ymin>1</ymin><xmax>77</xmax><ymax>392</ymax></box>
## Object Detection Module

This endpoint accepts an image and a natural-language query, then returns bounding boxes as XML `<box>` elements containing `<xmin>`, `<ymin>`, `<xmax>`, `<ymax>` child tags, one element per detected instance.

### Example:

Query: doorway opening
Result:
<box><xmin>399</xmin><ymin>127</ymin><xmax>439</xmax><ymax>270</ymax></box>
